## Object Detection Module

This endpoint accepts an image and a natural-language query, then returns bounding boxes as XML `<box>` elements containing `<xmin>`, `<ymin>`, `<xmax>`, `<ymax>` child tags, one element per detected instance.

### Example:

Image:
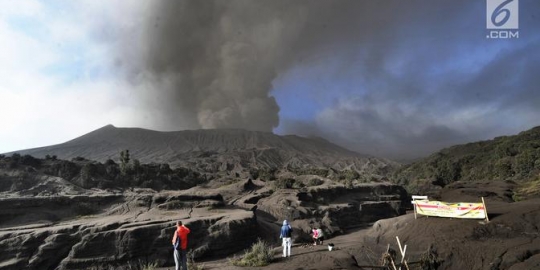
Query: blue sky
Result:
<box><xmin>1</xmin><ymin>1</ymin><xmax>539</xmax><ymax>160</ymax></box>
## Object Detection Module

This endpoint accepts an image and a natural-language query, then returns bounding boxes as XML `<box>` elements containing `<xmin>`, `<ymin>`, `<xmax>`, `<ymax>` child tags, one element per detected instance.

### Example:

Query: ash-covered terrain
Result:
<box><xmin>1</xmin><ymin>125</ymin><xmax>539</xmax><ymax>270</ymax></box>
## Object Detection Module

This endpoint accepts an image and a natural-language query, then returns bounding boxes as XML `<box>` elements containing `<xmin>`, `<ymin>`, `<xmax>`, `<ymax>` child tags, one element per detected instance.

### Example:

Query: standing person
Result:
<box><xmin>280</xmin><ymin>220</ymin><xmax>293</xmax><ymax>257</ymax></box>
<box><xmin>172</xmin><ymin>221</ymin><xmax>191</xmax><ymax>270</ymax></box>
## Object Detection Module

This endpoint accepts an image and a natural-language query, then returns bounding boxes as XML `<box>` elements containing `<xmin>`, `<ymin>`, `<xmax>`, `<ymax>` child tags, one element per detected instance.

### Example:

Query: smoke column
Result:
<box><xmin>119</xmin><ymin>1</ymin><xmax>313</xmax><ymax>131</ymax></box>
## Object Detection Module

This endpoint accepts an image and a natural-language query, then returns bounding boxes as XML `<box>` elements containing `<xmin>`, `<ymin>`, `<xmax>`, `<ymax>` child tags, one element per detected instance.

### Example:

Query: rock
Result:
<box><xmin>0</xmin><ymin>194</ymin><xmax>257</xmax><ymax>270</ymax></box>
<box><xmin>256</xmin><ymin>183</ymin><xmax>408</xmax><ymax>238</ymax></box>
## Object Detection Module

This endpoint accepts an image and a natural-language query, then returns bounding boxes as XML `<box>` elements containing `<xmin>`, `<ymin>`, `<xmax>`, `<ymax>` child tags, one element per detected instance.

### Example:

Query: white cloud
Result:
<box><xmin>0</xmin><ymin>1</ymin><xmax>147</xmax><ymax>153</ymax></box>
<box><xmin>0</xmin><ymin>0</ymin><xmax>43</xmax><ymax>17</ymax></box>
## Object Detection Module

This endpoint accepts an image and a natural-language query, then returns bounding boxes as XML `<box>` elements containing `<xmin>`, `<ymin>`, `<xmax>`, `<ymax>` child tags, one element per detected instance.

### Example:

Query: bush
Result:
<box><xmin>513</xmin><ymin>177</ymin><xmax>540</xmax><ymax>201</ymax></box>
<box><xmin>231</xmin><ymin>239</ymin><xmax>273</xmax><ymax>267</ymax></box>
<box><xmin>72</xmin><ymin>156</ymin><xmax>86</xmax><ymax>162</ymax></box>
<box><xmin>140</xmin><ymin>261</ymin><xmax>158</xmax><ymax>270</ymax></box>
<box><xmin>273</xmin><ymin>178</ymin><xmax>295</xmax><ymax>189</ymax></box>
<box><xmin>306</xmin><ymin>178</ymin><xmax>324</xmax><ymax>186</ymax></box>
<box><xmin>344</xmin><ymin>178</ymin><xmax>354</xmax><ymax>189</ymax></box>
<box><xmin>9</xmin><ymin>153</ymin><xmax>21</xmax><ymax>168</ymax></box>
<box><xmin>341</xmin><ymin>170</ymin><xmax>360</xmax><ymax>181</ymax></box>
<box><xmin>21</xmin><ymin>155</ymin><xmax>41</xmax><ymax>167</ymax></box>
<box><xmin>87</xmin><ymin>260</ymin><xmax>158</xmax><ymax>270</ymax></box>
<box><xmin>291</xmin><ymin>168</ymin><xmax>329</xmax><ymax>177</ymax></box>
<box><xmin>258</xmin><ymin>168</ymin><xmax>277</xmax><ymax>181</ymax></box>
<box><xmin>11</xmin><ymin>153</ymin><xmax>21</xmax><ymax>161</ymax></box>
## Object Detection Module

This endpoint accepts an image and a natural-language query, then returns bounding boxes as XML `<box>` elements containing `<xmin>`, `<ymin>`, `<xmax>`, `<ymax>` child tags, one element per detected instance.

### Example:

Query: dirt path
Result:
<box><xmin>157</xmin><ymin>226</ymin><xmax>376</xmax><ymax>270</ymax></box>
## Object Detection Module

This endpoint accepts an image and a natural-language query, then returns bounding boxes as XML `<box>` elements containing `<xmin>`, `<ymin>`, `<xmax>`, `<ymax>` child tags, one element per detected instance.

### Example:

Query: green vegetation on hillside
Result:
<box><xmin>393</xmin><ymin>126</ymin><xmax>540</xmax><ymax>196</ymax></box>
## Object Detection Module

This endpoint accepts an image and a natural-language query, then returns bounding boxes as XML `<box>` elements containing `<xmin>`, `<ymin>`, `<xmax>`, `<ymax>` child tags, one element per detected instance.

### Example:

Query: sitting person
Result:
<box><xmin>312</xmin><ymin>227</ymin><xmax>319</xmax><ymax>245</ymax></box>
<box><xmin>316</xmin><ymin>228</ymin><xmax>324</xmax><ymax>245</ymax></box>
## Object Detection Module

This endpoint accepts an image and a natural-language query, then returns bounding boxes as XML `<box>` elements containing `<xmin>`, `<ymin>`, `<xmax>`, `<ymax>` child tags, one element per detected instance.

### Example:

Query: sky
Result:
<box><xmin>1</xmin><ymin>0</ymin><xmax>539</xmax><ymax>161</ymax></box>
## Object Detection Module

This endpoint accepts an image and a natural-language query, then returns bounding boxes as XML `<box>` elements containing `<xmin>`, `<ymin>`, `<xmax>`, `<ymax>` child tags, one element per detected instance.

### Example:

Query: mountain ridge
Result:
<box><xmin>6</xmin><ymin>125</ymin><xmax>397</xmax><ymax>176</ymax></box>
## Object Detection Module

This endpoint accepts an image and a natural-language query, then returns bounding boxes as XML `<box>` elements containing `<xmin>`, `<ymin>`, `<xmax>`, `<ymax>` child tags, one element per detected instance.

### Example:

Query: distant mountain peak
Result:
<box><xmin>10</xmin><ymin>126</ymin><xmax>397</xmax><ymax>175</ymax></box>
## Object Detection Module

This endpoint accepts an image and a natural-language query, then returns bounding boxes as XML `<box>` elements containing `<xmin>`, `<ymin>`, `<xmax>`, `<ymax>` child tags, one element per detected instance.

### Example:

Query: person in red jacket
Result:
<box><xmin>172</xmin><ymin>221</ymin><xmax>191</xmax><ymax>270</ymax></box>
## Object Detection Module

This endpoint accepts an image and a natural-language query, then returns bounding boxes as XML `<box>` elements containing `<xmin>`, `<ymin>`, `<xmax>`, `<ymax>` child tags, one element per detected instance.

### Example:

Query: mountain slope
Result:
<box><xmin>7</xmin><ymin>125</ymin><xmax>398</xmax><ymax>176</ymax></box>
<box><xmin>393</xmin><ymin>126</ymin><xmax>540</xmax><ymax>196</ymax></box>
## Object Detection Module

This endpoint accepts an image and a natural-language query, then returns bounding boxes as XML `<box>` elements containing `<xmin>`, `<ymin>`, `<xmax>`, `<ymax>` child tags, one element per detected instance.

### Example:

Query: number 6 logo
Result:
<box><xmin>486</xmin><ymin>0</ymin><xmax>519</xmax><ymax>29</ymax></box>
<box><xmin>491</xmin><ymin>0</ymin><xmax>513</xmax><ymax>26</ymax></box>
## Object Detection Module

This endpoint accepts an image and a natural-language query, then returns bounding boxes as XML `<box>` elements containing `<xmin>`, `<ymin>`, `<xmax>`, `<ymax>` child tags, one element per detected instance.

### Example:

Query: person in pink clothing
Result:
<box><xmin>311</xmin><ymin>227</ymin><xmax>319</xmax><ymax>245</ymax></box>
<box><xmin>172</xmin><ymin>221</ymin><xmax>190</xmax><ymax>270</ymax></box>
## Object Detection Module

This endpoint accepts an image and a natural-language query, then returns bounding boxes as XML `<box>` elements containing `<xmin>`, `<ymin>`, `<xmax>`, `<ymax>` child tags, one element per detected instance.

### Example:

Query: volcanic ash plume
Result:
<box><xmin>120</xmin><ymin>1</ymin><xmax>408</xmax><ymax>134</ymax></box>
<box><xmin>122</xmin><ymin>1</ymin><xmax>310</xmax><ymax>132</ymax></box>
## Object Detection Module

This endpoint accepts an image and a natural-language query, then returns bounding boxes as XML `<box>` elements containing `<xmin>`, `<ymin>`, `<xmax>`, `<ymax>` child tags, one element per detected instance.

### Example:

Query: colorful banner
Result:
<box><xmin>412</xmin><ymin>200</ymin><xmax>486</xmax><ymax>219</ymax></box>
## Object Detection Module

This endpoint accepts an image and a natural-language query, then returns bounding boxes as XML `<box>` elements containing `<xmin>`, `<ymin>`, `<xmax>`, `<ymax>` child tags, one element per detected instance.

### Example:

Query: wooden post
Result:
<box><xmin>482</xmin><ymin>197</ymin><xmax>490</xmax><ymax>223</ymax></box>
<box><xmin>401</xmin><ymin>245</ymin><xmax>407</xmax><ymax>263</ymax></box>
<box><xmin>396</xmin><ymin>236</ymin><xmax>408</xmax><ymax>270</ymax></box>
<box><xmin>403</xmin><ymin>260</ymin><xmax>410</xmax><ymax>270</ymax></box>
<box><xmin>411</xmin><ymin>196</ymin><xmax>428</xmax><ymax>220</ymax></box>
<box><xmin>413</xmin><ymin>201</ymin><xmax>417</xmax><ymax>219</ymax></box>
<box><xmin>396</xmin><ymin>236</ymin><xmax>404</xmax><ymax>256</ymax></box>
<box><xmin>390</xmin><ymin>257</ymin><xmax>398</xmax><ymax>270</ymax></box>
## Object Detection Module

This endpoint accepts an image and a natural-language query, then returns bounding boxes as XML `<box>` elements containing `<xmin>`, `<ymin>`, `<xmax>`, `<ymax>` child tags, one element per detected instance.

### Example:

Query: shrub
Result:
<box><xmin>306</xmin><ymin>178</ymin><xmax>324</xmax><ymax>186</ymax></box>
<box><xmin>11</xmin><ymin>153</ymin><xmax>21</xmax><ymax>161</ymax></box>
<box><xmin>231</xmin><ymin>239</ymin><xmax>273</xmax><ymax>267</ymax></box>
<box><xmin>21</xmin><ymin>155</ymin><xmax>41</xmax><ymax>167</ymax></box>
<box><xmin>81</xmin><ymin>163</ymin><xmax>97</xmax><ymax>184</ymax></box>
<box><xmin>344</xmin><ymin>178</ymin><xmax>354</xmax><ymax>189</ymax></box>
<box><xmin>72</xmin><ymin>156</ymin><xmax>86</xmax><ymax>162</ymax></box>
<box><xmin>131</xmin><ymin>159</ymin><xmax>141</xmax><ymax>173</ymax></box>
<box><xmin>9</xmin><ymin>153</ymin><xmax>21</xmax><ymax>168</ymax></box>
<box><xmin>290</xmin><ymin>168</ymin><xmax>329</xmax><ymax>177</ymax></box>
<box><xmin>418</xmin><ymin>245</ymin><xmax>442</xmax><ymax>270</ymax></box>
<box><xmin>342</xmin><ymin>170</ymin><xmax>360</xmax><ymax>181</ymax></box>
<box><xmin>140</xmin><ymin>261</ymin><xmax>158</xmax><ymax>270</ymax></box>
<box><xmin>120</xmin><ymin>150</ymin><xmax>131</xmax><ymax>175</ymax></box>
<box><xmin>258</xmin><ymin>168</ymin><xmax>277</xmax><ymax>181</ymax></box>
<box><xmin>87</xmin><ymin>260</ymin><xmax>158</xmax><ymax>270</ymax></box>
<box><xmin>273</xmin><ymin>178</ymin><xmax>295</xmax><ymax>189</ymax></box>
<box><xmin>513</xmin><ymin>177</ymin><xmax>540</xmax><ymax>201</ymax></box>
<box><xmin>249</xmin><ymin>168</ymin><xmax>259</xmax><ymax>179</ymax></box>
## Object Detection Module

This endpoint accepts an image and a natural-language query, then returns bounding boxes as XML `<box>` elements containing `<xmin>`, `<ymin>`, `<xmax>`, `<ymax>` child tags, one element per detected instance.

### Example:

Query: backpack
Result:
<box><xmin>173</xmin><ymin>232</ymin><xmax>181</xmax><ymax>250</ymax></box>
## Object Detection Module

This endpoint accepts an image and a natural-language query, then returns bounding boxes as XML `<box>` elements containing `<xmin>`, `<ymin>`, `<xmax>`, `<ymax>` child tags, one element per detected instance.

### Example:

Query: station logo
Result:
<box><xmin>486</xmin><ymin>0</ymin><xmax>519</xmax><ymax>39</ymax></box>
